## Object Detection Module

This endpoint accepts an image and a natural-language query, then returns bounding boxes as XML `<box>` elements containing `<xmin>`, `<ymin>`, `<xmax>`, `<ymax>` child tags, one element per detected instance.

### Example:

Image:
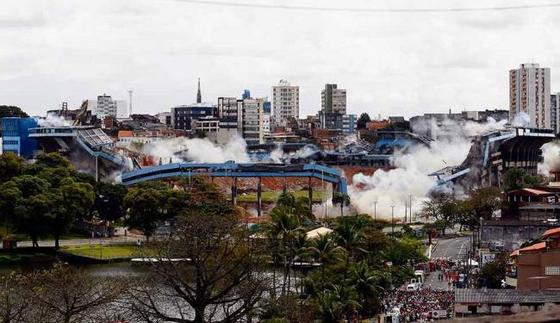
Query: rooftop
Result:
<box><xmin>456</xmin><ymin>289</ymin><xmax>560</xmax><ymax>304</ymax></box>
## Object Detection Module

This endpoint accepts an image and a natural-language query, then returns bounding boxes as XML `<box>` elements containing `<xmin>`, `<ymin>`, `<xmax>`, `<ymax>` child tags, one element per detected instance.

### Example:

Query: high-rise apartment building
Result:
<box><xmin>87</xmin><ymin>94</ymin><xmax>129</xmax><ymax>120</ymax></box>
<box><xmin>321</xmin><ymin>84</ymin><xmax>346</xmax><ymax>115</ymax></box>
<box><xmin>272</xmin><ymin>80</ymin><xmax>299</xmax><ymax>128</ymax></box>
<box><xmin>509</xmin><ymin>63</ymin><xmax>551</xmax><ymax>129</ymax></box>
<box><xmin>241</xmin><ymin>98</ymin><xmax>265</xmax><ymax>144</ymax></box>
<box><xmin>551</xmin><ymin>93</ymin><xmax>560</xmax><ymax>134</ymax></box>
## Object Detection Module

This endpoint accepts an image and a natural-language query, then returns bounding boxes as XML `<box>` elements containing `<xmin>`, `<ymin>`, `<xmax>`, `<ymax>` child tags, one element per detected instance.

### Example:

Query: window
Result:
<box><xmin>545</xmin><ymin>266</ymin><xmax>560</xmax><ymax>276</ymax></box>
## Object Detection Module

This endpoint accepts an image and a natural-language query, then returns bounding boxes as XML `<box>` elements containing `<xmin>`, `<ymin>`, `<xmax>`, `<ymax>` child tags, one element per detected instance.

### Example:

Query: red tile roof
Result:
<box><xmin>519</xmin><ymin>242</ymin><xmax>546</xmax><ymax>253</ymax></box>
<box><xmin>543</xmin><ymin>227</ymin><xmax>560</xmax><ymax>239</ymax></box>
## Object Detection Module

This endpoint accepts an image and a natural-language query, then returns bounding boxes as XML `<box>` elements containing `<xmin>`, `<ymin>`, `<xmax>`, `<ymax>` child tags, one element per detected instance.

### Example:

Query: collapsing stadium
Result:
<box><xmin>247</xmin><ymin>131</ymin><xmax>432</xmax><ymax>167</ymax></box>
<box><xmin>429</xmin><ymin>127</ymin><xmax>555</xmax><ymax>190</ymax></box>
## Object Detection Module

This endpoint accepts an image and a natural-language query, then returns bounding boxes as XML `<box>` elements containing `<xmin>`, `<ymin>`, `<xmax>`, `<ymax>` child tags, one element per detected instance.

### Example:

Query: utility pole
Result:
<box><xmin>391</xmin><ymin>204</ymin><xmax>395</xmax><ymax>235</ymax></box>
<box><xmin>404</xmin><ymin>202</ymin><xmax>408</xmax><ymax>224</ymax></box>
<box><xmin>409</xmin><ymin>194</ymin><xmax>413</xmax><ymax>222</ymax></box>
<box><xmin>373</xmin><ymin>200</ymin><xmax>377</xmax><ymax>221</ymax></box>
<box><xmin>128</xmin><ymin>90</ymin><xmax>133</xmax><ymax>117</ymax></box>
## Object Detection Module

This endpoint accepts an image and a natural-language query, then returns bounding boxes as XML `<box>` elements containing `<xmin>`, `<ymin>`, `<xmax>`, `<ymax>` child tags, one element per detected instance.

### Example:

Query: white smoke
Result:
<box><xmin>349</xmin><ymin>118</ymin><xmax>508</xmax><ymax>220</ymax></box>
<box><xmin>538</xmin><ymin>141</ymin><xmax>560</xmax><ymax>177</ymax></box>
<box><xmin>511</xmin><ymin>112</ymin><xmax>530</xmax><ymax>128</ymax></box>
<box><xmin>142</xmin><ymin>135</ymin><xmax>250</xmax><ymax>164</ymax></box>
<box><xmin>36</xmin><ymin>114</ymin><xmax>72</xmax><ymax>127</ymax></box>
<box><xmin>266</xmin><ymin>144</ymin><xmax>318</xmax><ymax>163</ymax></box>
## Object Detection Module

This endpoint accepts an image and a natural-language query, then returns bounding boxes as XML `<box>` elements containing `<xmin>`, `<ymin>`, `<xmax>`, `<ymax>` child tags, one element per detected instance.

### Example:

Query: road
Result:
<box><xmin>423</xmin><ymin>236</ymin><xmax>470</xmax><ymax>290</ymax></box>
<box><xmin>13</xmin><ymin>235</ymin><xmax>145</xmax><ymax>248</ymax></box>
<box><xmin>431</xmin><ymin>236</ymin><xmax>470</xmax><ymax>260</ymax></box>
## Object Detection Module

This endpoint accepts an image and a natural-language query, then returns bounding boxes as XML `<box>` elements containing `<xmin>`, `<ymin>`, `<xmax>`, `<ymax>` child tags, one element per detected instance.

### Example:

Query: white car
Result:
<box><xmin>406</xmin><ymin>283</ymin><xmax>421</xmax><ymax>291</ymax></box>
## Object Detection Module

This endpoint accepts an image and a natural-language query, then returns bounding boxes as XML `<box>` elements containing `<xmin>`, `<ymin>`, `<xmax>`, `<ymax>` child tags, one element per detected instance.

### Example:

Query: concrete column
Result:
<box><xmin>308</xmin><ymin>177</ymin><xmax>313</xmax><ymax>211</ymax></box>
<box><xmin>231</xmin><ymin>177</ymin><xmax>238</xmax><ymax>206</ymax></box>
<box><xmin>95</xmin><ymin>155</ymin><xmax>99</xmax><ymax>182</ymax></box>
<box><xmin>257</xmin><ymin>177</ymin><xmax>262</xmax><ymax>217</ymax></box>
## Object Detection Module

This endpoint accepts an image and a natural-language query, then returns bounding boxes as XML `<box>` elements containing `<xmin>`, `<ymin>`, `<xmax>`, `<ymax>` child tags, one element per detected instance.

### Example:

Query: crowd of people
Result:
<box><xmin>383</xmin><ymin>289</ymin><xmax>455</xmax><ymax>322</ymax></box>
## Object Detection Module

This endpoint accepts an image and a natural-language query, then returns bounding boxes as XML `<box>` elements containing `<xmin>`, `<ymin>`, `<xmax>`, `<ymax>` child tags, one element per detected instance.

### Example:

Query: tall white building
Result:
<box><xmin>272</xmin><ymin>80</ymin><xmax>299</xmax><ymax>128</ymax></box>
<box><xmin>509</xmin><ymin>63</ymin><xmax>551</xmax><ymax>129</ymax></box>
<box><xmin>88</xmin><ymin>94</ymin><xmax>129</xmax><ymax>120</ymax></box>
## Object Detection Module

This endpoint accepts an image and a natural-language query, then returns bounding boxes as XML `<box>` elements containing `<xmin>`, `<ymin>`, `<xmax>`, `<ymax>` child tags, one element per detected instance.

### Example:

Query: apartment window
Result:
<box><xmin>545</xmin><ymin>266</ymin><xmax>560</xmax><ymax>276</ymax></box>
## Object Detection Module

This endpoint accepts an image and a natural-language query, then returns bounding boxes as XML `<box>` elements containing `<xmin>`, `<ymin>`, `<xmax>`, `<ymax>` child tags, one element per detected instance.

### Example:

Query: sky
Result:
<box><xmin>2</xmin><ymin>0</ymin><xmax>560</xmax><ymax>118</ymax></box>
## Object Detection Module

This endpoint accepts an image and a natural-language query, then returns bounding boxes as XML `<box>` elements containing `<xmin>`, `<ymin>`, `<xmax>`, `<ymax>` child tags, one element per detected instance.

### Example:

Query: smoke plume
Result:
<box><xmin>539</xmin><ymin>141</ymin><xmax>560</xmax><ymax>177</ymax></box>
<box><xmin>142</xmin><ymin>135</ymin><xmax>250</xmax><ymax>164</ymax></box>
<box><xmin>349</xmin><ymin>118</ymin><xmax>508</xmax><ymax>220</ymax></box>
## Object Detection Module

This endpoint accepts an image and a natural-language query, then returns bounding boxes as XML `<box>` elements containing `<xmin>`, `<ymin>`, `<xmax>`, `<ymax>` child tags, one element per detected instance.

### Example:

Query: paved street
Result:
<box><xmin>423</xmin><ymin>236</ymin><xmax>470</xmax><ymax>290</ymax></box>
<box><xmin>431</xmin><ymin>236</ymin><xmax>470</xmax><ymax>260</ymax></box>
<box><xmin>13</xmin><ymin>235</ymin><xmax>145</xmax><ymax>248</ymax></box>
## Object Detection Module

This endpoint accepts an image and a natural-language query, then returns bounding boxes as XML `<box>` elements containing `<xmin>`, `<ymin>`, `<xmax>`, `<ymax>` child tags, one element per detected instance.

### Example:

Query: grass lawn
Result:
<box><xmin>237</xmin><ymin>190</ymin><xmax>327</xmax><ymax>203</ymax></box>
<box><xmin>61</xmin><ymin>244</ymin><xmax>143</xmax><ymax>260</ymax></box>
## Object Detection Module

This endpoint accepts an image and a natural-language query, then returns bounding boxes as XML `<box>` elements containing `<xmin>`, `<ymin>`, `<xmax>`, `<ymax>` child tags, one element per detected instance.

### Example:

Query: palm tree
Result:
<box><xmin>332</xmin><ymin>192</ymin><xmax>351</xmax><ymax>217</ymax></box>
<box><xmin>305</xmin><ymin>233</ymin><xmax>346</xmax><ymax>281</ymax></box>
<box><xmin>348</xmin><ymin>261</ymin><xmax>386</xmax><ymax>316</ymax></box>
<box><xmin>315</xmin><ymin>284</ymin><xmax>360</xmax><ymax>323</ymax></box>
<box><xmin>267</xmin><ymin>205</ymin><xmax>304</xmax><ymax>296</ymax></box>
<box><xmin>333</xmin><ymin>219</ymin><xmax>365</xmax><ymax>264</ymax></box>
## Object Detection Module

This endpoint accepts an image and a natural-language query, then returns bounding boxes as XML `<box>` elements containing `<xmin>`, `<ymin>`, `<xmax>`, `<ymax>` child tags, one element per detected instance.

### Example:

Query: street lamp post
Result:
<box><xmin>391</xmin><ymin>204</ymin><xmax>395</xmax><ymax>235</ymax></box>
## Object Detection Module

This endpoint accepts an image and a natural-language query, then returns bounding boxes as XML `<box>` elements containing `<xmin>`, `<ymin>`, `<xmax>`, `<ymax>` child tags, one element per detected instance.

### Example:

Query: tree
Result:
<box><xmin>385</xmin><ymin>237</ymin><xmax>427</xmax><ymax>267</ymax></box>
<box><xmin>0</xmin><ymin>272</ymin><xmax>31</xmax><ymax>323</ymax></box>
<box><xmin>0</xmin><ymin>153</ymin><xmax>23</xmax><ymax>182</ymax></box>
<box><xmin>347</xmin><ymin>261</ymin><xmax>386</xmax><ymax>316</ymax></box>
<box><xmin>128</xmin><ymin>213</ymin><xmax>268</xmax><ymax>323</ymax></box>
<box><xmin>0</xmin><ymin>105</ymin><xmax>28</xmax><ymax>118</ymax></box>
<box><xmin>313</xmin><ymin>284</ymin><xmax>360</xmax><ymax>323</ymax></box>
<box><xmin>0</xmin><ymin>182</ymin><xmax>22</xmax><ymax>239</ymax></box>
<box><xmin>305</xmin><ymin>233</ymin><xmax>346</xmax><ymax>280</ymax></box>
<box><xmin>123</xmin><ymin>186</ymin><xmax>166</xmax><ymax>241</ymax></box>
<box><xmin>469</xmin><ymin>186</ymin><xmax>502</xmax><ymax>220</ymax></box>
<box><xmin>93</xmin><ymin>182</ymin><xmax>128</xmax><ymax>222</ymax></box>
<box><xmin>25</xmin><ymin>263</ymin><xmax>127</xmax><ymax>323</ymax></box>
<box><xmin>51</xmin><ymin>179</ymin><xmax>95</xmax><ymax>249</ymax></box>
<box><xmin>478</xmin><ymin>254</ymin><xmax>507</xmax><ymax>288</ymax></box>
<box><xmin>420</xmin><ymin>194</ymin><xmax>458</xmax><ymax>235</ymax></box>
<box><xmin>503</xmin><ymin>167</ymin><xmax>541</xmax><ymax>191</ymax></box>
<box><xmin>267</xmin><ymin>203</ymin><xmax>305</xmax><ymax>296</ymax></box>
<box><xmin>332</xmin><ymin>192</ymin><xmax>351</xmax><ymax>217</ymax></box>
<box><xmin>15</xmin><ymin>192</ymin><xmax>56</xmax><ymax>248</ymax></box>
<box><xmin>357</xmin><ymin>113</ymin><xmax>371</xmax><ymax>130</ymax></box>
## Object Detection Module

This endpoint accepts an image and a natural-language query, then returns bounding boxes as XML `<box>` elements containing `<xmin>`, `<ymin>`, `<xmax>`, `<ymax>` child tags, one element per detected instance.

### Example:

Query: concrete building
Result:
<box><xmin>171</xmin><ymin>103</ymin><xmax>217</xmax><ymax>131</ymax></box>
<box><xmin>509</xmin><ymin>228</ymin><xmax>560</xmax><ymax>289</ymax></box>
<box><xmin>0</xmin><ymin>117</ymin><xmax>38</xmax><ymax>158</ymax></box>
<box><xmin>509</xmin><ymin>63</ymin><xmax>551</xmax><ymax>129</ymax></box>
<box><xmin>342</xmin><ymin>114</ymin><xmax>357</xmax><ymax>134</ymax></box>
<box><xmin>241</xmin><ymin>98</ymin><xmax>265</xmax><ymax>144</ymax></box>
<box><xmin>551</xmin><ymin>93</ymin><xmax>560</xmax><ymax>134</ymax></box>
<box><xmin>192</xmin><ymin>117</ymin><xmax>219</xmax><ymax>134</ymax></box>
<box><xmin>87</xmin><ymin>94</ymin><xmax>129</xmax><ymax>120</ymax></box>
<box><xmin>272</xmin><ymin>80</ymin><xmax>299</xmax><ymax>128</ymax></box>
<box><xmin>155</xmin><ymin>112</ymin><xmax>171</xmax><ymax>126</ymax></box>
<box><xmin>321</xmin><ymin>84</ymin><xmax>346</xmax><ymax>115</ymax></box>
<box><xmin>320</xmin><ymin>84</ymin><xmax>346</xmax><ymax>130</ymax></box>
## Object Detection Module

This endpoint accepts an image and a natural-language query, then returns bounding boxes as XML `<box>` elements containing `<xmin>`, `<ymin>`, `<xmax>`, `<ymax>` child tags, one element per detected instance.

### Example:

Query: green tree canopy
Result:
<box><xmin>0</xmin><ymin>105</ymin><xmax>28</xmax><ymax>118</ymax></box>
<box><xmin>0</xmin><ymin>152</ymin><xmax>24</xmax><ymax>182</ymax></box>
<box><xmin>357</xmin><ymin>113</ymin><xmax>371</xmax><ymax>130</ymax></box>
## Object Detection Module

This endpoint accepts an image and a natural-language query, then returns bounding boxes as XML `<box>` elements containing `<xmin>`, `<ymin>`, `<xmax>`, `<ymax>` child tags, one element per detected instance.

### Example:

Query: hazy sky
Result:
<box><xmin>2</xmin><ymin>0</ymin><xmax>560</xmax><ymax>118</ymax></box>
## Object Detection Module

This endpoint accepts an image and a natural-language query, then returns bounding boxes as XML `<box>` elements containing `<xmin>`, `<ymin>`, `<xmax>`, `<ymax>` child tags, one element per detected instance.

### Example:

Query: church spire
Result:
<box><xmin>196</xmin><ymin>78</ymin><xmax>202</xmax><ymax>104</ymax></box>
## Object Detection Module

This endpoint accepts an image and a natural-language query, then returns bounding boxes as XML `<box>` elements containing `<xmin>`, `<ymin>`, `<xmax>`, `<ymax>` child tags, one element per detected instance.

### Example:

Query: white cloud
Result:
<box><xmin>0</xmin><ymin>0</ymin><xmax>558</xmax><ymax>117</ymax></box>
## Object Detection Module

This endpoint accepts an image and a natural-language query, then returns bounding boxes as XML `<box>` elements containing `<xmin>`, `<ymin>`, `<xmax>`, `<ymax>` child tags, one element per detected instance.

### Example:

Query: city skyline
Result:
<box><xmin>2</xmin><ymin>0</ymin><xmax>560</xmax><ymax>118</ymax></box>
